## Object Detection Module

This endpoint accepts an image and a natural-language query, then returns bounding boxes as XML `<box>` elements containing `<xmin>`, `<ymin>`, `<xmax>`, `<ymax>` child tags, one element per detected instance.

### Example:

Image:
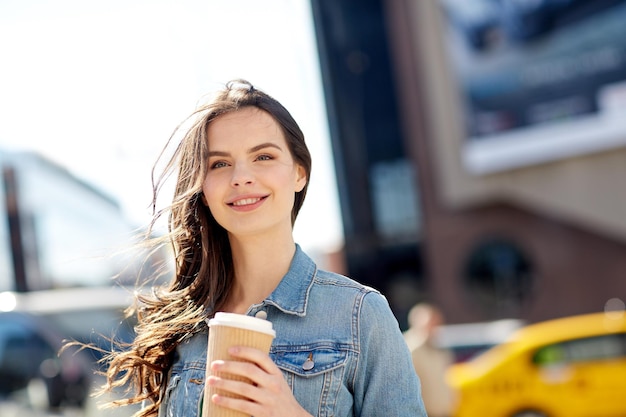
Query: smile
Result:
<box><xmin>229</xmin><ymin>196</ymin><xmax>266</xmax><ymax>206</ymax></box>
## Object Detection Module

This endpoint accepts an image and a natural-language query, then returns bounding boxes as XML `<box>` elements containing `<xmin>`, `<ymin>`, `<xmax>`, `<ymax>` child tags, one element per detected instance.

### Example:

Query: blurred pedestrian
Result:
<box><xmin>404</xmin><ymin>302</ymin><xmax>455</xmax><ymax>417</ymax></box>
<box><xmin>86</xmin><ymin>80</ymin><xmax>427</xmax><ymax>417</ymax></box>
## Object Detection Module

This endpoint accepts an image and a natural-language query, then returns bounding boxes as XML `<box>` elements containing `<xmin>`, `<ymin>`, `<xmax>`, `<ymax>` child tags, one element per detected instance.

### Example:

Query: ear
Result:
<box><xmin>294</xmin><ymin>164</ymin><xmax>307</xmax><ymax>193</ymax></box>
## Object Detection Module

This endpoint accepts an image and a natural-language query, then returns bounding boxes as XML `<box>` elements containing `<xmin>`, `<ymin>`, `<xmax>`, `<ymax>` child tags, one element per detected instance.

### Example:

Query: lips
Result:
<box><xmin>227</xmin><ymin>195</ymin><xmax>268</xmax><ymax>207</ymax></box>
<box><xmin>231</xmin><ymin>197</ymin><xmax>262</xmax><ymax>206</ymax></box>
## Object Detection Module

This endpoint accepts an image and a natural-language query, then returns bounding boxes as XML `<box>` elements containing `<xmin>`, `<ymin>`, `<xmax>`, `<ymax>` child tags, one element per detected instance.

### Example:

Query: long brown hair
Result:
<box><xmin>100</xmin><ymin>80</ymin><xmax>312</xmax><ymax>416</ymax></box>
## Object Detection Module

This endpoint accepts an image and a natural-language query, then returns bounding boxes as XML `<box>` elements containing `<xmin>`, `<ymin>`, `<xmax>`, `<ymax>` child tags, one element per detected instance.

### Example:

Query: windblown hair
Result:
<box><xmin>100</xmin><ymin>80</ymin><xmax>312</xmax><ymax>416</ymax></box>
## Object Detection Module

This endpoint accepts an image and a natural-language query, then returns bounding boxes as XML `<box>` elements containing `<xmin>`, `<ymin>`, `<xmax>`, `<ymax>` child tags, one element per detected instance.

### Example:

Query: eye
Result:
<box><xmin>256</xmin><ymin>154</ymin><xmax>273</xmax><ymax>161</ymax></box>
<box><xmin>210</xmin><ymin>160</ymin><xmax>229</xmax><ymax>169</ymax></box>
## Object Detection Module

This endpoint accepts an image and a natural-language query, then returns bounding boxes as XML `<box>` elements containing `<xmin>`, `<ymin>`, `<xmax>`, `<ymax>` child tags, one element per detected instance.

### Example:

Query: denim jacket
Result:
<box><xmin>158</xmin><ymin>245</ymin><xmax>427</xmax><ymax>416</ymax></box>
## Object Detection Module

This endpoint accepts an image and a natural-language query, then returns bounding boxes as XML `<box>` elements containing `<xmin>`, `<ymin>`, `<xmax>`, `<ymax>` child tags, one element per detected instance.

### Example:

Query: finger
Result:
<box><xmin>210</xmin><ymin>359</ymin><xmax>268</xmax><ymax>387</ymax></box>
<box><xmin>206</xmin><ymin>375</ymin><xmax>260</xmax><ymax>401</ymax></box>
<box><xmin>210</xmin><ymin>390</ymin><xmax>261</xmax><ymax>416</ymax></box>
<box><xmin>227</xmin><ymin>346</ymin><xmax>280</xmax><ymax>374</ymax></box>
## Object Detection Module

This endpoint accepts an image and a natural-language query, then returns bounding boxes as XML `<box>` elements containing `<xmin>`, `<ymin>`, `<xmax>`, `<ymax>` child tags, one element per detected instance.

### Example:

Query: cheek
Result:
<box><xmin>201</xmin><ymin>178</ymin><xmax>219</xmax><ymax>209</ymax></box>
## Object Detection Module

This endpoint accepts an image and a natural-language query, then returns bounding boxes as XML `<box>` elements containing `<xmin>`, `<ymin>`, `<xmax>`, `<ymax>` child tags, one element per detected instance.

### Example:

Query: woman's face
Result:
<box><xmin>202</xmin><ymin>107</ymin><xmax>307</xmax><ymax>239</ymax></box>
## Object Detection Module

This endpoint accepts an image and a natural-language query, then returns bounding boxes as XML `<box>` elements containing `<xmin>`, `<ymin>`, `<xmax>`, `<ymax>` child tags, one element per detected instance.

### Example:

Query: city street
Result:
<box><xmin>0</xmin><ymin>377</ymin><xmax>140</xmax><ymax>417</ymax></box>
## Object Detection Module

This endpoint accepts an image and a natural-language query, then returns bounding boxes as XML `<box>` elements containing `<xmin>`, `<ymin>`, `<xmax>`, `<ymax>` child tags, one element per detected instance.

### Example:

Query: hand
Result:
<box><xmin>207</xmin><ymin>346</ymin><xmax>313</xmax><ymax>417</ymax></box>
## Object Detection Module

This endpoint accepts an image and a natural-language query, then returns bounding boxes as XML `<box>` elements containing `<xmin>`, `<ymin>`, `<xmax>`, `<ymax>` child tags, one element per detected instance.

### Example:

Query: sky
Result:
<box><xmin>0</xmin><ymin>0</ymin><xmax>344</xmax><ymax>255</ymax></box>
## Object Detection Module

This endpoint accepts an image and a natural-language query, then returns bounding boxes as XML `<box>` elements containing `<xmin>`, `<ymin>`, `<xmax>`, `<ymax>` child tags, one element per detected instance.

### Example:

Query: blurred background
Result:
<box><xmin>1</xmin><ymin>0</ymin><xmax>626</xmax><ymax>416</ymax></box>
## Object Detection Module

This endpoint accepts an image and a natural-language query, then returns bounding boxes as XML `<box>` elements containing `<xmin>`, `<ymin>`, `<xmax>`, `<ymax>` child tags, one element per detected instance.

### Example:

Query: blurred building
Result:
<box><xmin>311</xmin><ymin>0</ymin><xmax>626</xmax><ymax>325</ymax></box>
<box><xmin>311</xmin><ymin>0</ymin><xmax>425</xmax><ymax>329</ymax></box>
<box><xmin>0</xmin><ymin>149</ymin><xmax>162</xmax><ymax>292</ymax></box>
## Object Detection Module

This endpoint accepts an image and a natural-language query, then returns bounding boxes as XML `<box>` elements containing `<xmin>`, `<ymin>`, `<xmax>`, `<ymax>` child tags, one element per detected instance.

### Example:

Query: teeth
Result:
<box><xmin>232</xmin><ymin>198</ymin><xmax>260</xmax><ymax>206</ymax></box>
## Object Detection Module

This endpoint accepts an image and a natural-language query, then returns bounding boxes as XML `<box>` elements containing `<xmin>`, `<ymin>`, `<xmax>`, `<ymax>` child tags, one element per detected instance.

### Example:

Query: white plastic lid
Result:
<box><xmin>208</xmin><ymin>312</ymin><xmax>276</xmax><ymax>337</ymax></box>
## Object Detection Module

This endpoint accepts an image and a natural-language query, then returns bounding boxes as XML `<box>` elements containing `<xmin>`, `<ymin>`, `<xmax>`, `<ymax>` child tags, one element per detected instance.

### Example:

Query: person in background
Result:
<box><xmin>89</xmin><ymin>80</ymin><xmax>427</xmax><ymax>417</ymax></box>
<box><xmin>404</xmin><ymin>302</ymin><xmax>455</xmax><ymax>417</ymax></box>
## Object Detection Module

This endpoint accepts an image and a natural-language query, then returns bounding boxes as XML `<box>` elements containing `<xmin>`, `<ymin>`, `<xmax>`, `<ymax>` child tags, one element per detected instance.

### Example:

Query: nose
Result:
<box><xmin>231</xmin><ymin>163</ymin><xmax>254</xmax><ymax>187</ymax></box>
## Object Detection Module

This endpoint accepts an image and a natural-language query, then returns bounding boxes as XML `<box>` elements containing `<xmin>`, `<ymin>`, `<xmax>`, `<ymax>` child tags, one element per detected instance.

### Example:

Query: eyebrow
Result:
<box><xmin>208</xmin><ymin>142</ymin><xmax>284</xmax><ymax>157</ymax></box>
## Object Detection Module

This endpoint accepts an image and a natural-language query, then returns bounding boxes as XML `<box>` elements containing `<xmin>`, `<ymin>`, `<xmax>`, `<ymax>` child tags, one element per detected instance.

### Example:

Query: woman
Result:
<box><xmin>101</xmin><ymin>80</ymin><xmax>426</xmax><ymax>417</ymax></box>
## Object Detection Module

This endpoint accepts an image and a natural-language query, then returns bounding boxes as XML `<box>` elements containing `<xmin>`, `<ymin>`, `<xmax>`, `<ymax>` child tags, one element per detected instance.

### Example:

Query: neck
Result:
<box><xmin>222</xmin><ymin>234</ymin><xmax>297</xmax><ymax>314</ymax></box>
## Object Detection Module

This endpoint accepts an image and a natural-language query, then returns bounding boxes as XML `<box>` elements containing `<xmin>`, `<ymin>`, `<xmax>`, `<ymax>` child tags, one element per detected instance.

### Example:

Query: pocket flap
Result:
<box><xmin>273</xmin><ymin>347</ymin><xmax>348</xmax><ymax>377</ymax></box>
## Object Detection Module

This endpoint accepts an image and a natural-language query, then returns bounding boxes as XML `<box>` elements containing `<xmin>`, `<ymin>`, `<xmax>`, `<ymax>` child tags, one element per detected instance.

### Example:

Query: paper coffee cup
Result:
<box><xmin>202</xmin><ymin>312</ymin><xmax>276</xmax><ymax>417</ymax></box>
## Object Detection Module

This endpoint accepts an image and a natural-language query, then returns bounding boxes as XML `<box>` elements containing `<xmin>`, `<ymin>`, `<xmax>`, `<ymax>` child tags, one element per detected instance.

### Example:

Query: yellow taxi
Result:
<box><xmin>446</xmin><ymin>310</ymin><xmax>626</xmax><ymax>417</ymax></box>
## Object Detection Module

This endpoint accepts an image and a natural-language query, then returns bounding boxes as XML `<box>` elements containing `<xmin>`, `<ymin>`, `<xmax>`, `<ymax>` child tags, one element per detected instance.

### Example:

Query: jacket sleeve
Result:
<box><xmin>352</xmin><ymin>291</ymin><xmax>428</xmax><ymax>417</ymax></box>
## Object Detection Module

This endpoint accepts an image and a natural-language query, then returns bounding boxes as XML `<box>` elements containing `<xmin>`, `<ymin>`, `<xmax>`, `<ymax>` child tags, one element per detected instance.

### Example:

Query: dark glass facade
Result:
<box><xmin>310</xmin><ymin>0</ymin><xmax>423</xmax><ymax>328</ymax></box>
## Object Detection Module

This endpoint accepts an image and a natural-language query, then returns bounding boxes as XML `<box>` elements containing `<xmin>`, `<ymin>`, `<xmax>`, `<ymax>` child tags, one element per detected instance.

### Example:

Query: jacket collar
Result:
<box><xmin>263</xmin><ymin>244</ymin><xmax>316</xmax><ymax>317</ymax></box>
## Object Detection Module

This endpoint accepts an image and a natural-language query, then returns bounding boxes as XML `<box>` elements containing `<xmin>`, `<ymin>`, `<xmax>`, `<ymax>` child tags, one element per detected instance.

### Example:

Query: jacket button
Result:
<box><xmin>302</xmin><ymin>353</ymin><xmax>314</xmax><ymax>371</ymax></box>
<box><xmin>255</xmin><ymin>310</ymin><xmax>268</xmax><ymax>319</ymax></box>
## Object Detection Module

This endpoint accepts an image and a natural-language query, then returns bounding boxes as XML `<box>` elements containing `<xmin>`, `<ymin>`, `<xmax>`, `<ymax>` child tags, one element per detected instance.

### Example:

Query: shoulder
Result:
<box><xmin>309</xmin><ymin>268</ymin><xmax>393</xmax><ymax>318</ymax></box>
<box><xmin>313</xmin><ymin>268</ymin><xmax>380</xmax><ymax>295</ymax></box>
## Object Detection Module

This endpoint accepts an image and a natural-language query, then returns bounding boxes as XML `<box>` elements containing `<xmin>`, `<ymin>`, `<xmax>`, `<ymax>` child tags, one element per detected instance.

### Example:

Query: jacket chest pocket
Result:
<box><xmin>159</xmin><ymin>367</ymin><xmax>205</xmax><ymax>417</ymax></box>
<box><xmin>273</xmin><ymin>347</ymin><xmax>351</xmax><ymax>417</ymax></box>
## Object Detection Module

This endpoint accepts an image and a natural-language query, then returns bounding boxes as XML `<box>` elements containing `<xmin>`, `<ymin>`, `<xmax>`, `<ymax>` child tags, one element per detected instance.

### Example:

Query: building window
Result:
<box><xmin>463</xmin><ymin>238</ymin><xmax>534</xmax><ymax>316</ymax></box>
